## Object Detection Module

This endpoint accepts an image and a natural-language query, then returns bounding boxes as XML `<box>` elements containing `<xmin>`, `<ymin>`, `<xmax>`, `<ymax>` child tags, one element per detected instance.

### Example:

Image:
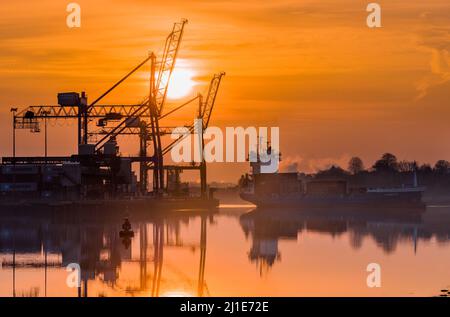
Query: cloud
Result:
<box><xmin>415</xmin><ymin>23</ymin><xmax>450</xmax><ymax>100</ymax></box>
<box><xmin>279</xmin><ymin>155</ymin><xmax>303</xmax><ymax>173</ymax></box>
<box><xmin>280</xmin><ymin>154</ymin><xmax>351</xmax><ymax>173</ymax></box>
<box><xmin>416</xmin><ymin>48</ymin><xmax>450</xmax><ymax>100</ymax></box>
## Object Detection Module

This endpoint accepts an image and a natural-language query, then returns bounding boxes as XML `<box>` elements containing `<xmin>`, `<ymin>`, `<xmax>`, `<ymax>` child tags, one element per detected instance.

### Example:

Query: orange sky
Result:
<box><xmin>0</xmin><ymin>0</ymin><xmax>449</xmax><ymax>182</ymax></box>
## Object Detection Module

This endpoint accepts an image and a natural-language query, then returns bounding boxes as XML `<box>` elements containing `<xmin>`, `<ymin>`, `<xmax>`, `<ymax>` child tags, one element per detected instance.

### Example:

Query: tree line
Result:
<box><xmin>318</xmin><ymin>153</ymin><xmax>450</xmax><ymax>177</ymax></box>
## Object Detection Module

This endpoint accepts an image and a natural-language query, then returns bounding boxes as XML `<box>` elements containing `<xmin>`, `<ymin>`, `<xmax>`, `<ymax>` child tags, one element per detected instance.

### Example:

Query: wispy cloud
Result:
<box><xmin>415</xmin><ymin>17</ymin><xmax>450</xmax><ymax>100</ymax></box>
<box><xmin>280</xmin><ymin>154</ymin><xmax>351</xmax><ymax>173</ymax></box>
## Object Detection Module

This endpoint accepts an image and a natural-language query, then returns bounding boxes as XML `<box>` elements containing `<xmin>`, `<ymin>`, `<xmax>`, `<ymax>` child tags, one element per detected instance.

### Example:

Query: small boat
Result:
<box><xmin>119</xmin><ymin>218</ymin><xmax>134</xmax><ymax>238</ymax></box>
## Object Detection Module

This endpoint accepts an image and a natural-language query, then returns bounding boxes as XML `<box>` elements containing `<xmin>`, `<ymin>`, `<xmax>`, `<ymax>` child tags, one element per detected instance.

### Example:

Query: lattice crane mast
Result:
<box><xmin>200</xmin><ymin>72</ymin><xmax>226</xmax><ymax>129</ymax></box>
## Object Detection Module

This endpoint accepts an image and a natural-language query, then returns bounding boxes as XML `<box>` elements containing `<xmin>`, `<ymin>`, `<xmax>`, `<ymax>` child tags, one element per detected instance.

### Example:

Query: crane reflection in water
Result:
<box><xmin>0</xmin><ymin>210</ymin><xmax>212</xmax><ymax>297</ymax></box>
<box><xmin>2</xmin><ymin>205</ymin><xmax>450</xmax><ymax>296</ymax></box>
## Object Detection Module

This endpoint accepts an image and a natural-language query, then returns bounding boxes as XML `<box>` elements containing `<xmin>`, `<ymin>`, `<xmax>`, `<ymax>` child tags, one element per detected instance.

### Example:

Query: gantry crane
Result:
<box><xmin>155</xmin><ymin>72</ymin><xmax>225</xmax><ymax>197</ymax></box>
<box><xmin>8</xmin><ymin>20</ymin><xmax>225</xmax><ymax>198</ymax></box>
<box><xmin>199</xmin><ymin>72</ymin><xmax>226</xmax><ymax>197</ymax></box>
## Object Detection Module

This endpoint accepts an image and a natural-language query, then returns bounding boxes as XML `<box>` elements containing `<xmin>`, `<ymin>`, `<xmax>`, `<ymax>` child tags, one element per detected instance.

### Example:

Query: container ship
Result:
<box><xmin>239</xmin><ymin>148</ymin><xmax>426</xmax><ymax>212</ymax></box>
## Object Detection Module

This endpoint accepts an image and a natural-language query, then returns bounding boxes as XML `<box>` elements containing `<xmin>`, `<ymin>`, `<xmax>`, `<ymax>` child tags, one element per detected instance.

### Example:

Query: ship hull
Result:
<box><xmin>240</xmin><ymin>192</ymin><xmax>426</xmax><ymax>212</ymax></box>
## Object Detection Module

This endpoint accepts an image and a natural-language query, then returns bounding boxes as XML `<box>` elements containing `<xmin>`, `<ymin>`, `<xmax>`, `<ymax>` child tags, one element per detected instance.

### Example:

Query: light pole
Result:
<box><xmin>10</xmin><ymin>108</ymin><xmax>18</xmax><ymax>197</ymax></box>
<box><xmin>42</xmin><ymin>110</ymin><xmax>50</xmax><ymax>161</ymax></box>
<box><xmin>10</xmin><ymin>108</ymin><xmax>17</xmax><ymax>159</ymax></box>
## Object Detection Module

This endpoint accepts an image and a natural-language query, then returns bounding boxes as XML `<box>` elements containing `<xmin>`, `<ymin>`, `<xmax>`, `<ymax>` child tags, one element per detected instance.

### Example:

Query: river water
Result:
<box><xmin>1</xmin><ymin>202</ymin><xmax>450</xmax><ymax>297</ymax></box>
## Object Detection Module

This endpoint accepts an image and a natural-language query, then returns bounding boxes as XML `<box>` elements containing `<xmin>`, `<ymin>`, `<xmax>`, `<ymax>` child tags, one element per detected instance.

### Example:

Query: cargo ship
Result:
<box><xmin>239</xmin><ymin>147</ymin><xmax>426</xmax><ymax>211</ymax></box>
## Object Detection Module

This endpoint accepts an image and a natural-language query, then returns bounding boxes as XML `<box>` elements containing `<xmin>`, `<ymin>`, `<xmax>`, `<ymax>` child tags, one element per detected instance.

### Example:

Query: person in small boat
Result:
<box><xmin>122</xmin><ymin>218</ymin><xmax>132</xmax><ymax>232</ymax></box>
<box><xmin>120</xmin><ymin>218</ymin><xmax>134</xmax><ymax>239</ymax></box>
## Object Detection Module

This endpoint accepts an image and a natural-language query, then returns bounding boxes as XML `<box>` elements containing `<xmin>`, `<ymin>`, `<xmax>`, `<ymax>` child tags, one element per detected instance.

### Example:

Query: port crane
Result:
<box><xmin>8</xmin><ymin>20</ymin><xmax>225</xmax><ymax>198</ymax></box>
<box><xmin>147</xmin><ymin>72</ymin><xmax>225</xmax><ymax>197</ymax></box>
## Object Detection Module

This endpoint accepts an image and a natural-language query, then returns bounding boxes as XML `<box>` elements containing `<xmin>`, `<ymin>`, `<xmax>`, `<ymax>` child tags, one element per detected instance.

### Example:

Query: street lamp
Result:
<box><xmin>10</xmin><ymin>108</ymin><xmax>18</xmax><ymax>197</ymax></box>
<box><xmin>10</xmin><ymin>107</ymin><xmax>18</xmax><ymax>159</ymax></box>
<box><xmin>42</xmin><ymin>110</ymin><xmax>50</xmax><ymax>161</ymax></box>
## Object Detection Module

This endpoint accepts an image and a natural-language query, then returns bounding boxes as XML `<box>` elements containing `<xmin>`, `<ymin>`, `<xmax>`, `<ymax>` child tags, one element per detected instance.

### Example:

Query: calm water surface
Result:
<box><xmin>1</xmin><ymin>204</ymin><xmax>450</xmax><ymax>297</ymax></box>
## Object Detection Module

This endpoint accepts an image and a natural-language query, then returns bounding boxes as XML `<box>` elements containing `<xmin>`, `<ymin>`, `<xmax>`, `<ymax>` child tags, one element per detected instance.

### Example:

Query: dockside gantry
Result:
<box><xmin>7</xmin><ymin>19</ymin><xmax>225</xmax><ymax>198</ymax></box>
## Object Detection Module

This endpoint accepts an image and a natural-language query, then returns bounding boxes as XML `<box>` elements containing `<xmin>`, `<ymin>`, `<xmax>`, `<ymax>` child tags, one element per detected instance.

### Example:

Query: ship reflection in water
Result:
<box><xmin>1</xmin><ymin>205</ymin><xmax>450</xmax><ymax>297</ymax></box>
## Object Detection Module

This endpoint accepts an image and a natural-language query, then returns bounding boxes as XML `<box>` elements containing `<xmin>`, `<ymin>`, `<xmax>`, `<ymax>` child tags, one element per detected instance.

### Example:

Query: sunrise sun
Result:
<box><xmin>167</xmin><ymin>68</ymin><xmax>196</xmax><ymax>99</ymax></box>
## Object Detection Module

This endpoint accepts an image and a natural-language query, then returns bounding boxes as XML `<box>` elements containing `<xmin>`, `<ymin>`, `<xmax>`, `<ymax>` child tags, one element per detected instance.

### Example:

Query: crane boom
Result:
<box><xmin>155</xmin><ymin>19</ymin><xmax>188</xmax><ymax>116</ymax></box>
<box><xmin>13</xmin><ymin>104</ymin><xmax>151</xmax><ymax>120</ymax></box>
<box><xmin>161</xmin><ymin>72</ymin><xmax>225</xmax><ymax>157</ymax></box>
<box><xmin>95</xmin><ymin>19</ymin><xmax>187</xmax><ymax>152</ymax></box>
<box><xmin>201</xmin><ymin>72</ymin><xmax>225</xmax><ymax>128</ymax></box>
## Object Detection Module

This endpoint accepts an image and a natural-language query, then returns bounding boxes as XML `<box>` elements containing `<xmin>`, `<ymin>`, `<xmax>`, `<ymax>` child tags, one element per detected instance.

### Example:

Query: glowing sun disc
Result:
<box><xmin>167</xmin><ymin>68</ymin><xmax>195</xmax><ymax>99</ymax></box>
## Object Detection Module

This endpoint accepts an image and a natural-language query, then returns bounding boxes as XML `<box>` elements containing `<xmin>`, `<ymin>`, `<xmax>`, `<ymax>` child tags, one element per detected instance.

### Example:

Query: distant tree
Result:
<box><xmin>348</xmin><ymin>157</ymin><xmax>365</xmax><ymax>175</ymax></box>
<box><xmin>418</xmin><ymin>164</ymin><xmax>433</xmax><ymax>174</ymax></box>
<box><xmin>372</xmin><ymin>153</ymin><xmax>398</xmax><ymax>172</ymax></box>
<box><xmin>316</xmin><ymin>165</ymin><xmax>348</xmax><ymax>178</ymax></box>
<box><xmin>397</xmin><ymin>160</ymin><xmax>417</xmax><ymax>173</ymax></box>
<box><xmin>434</xmin><ymin>160</ymin><xmax>450</xmax><ymax>174</ymax></box>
